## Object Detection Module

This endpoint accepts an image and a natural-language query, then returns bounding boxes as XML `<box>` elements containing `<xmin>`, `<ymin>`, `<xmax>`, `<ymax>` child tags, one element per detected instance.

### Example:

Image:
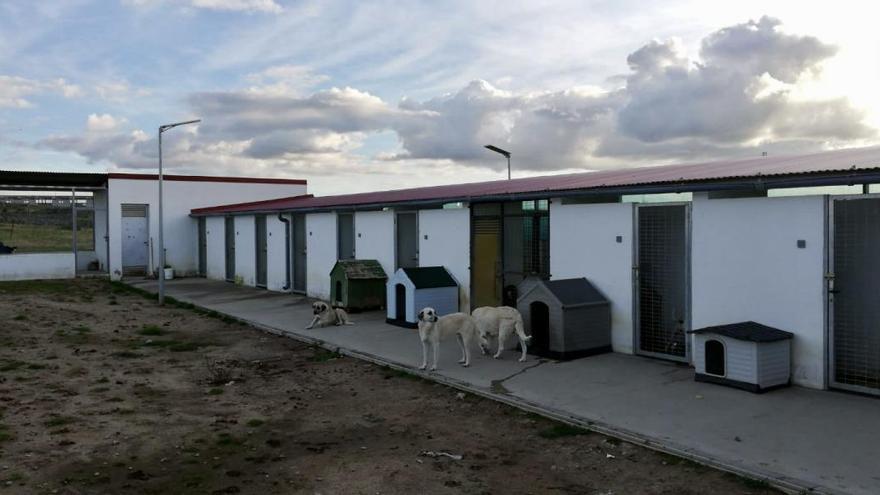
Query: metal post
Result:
<box><xmin>507</xmin><ymin>155</ymin><xmax>511</xmax><ymax>180</ymax></box>
<box><xmin>158</xmin><ymin>130</ymin><xmax>165</xmax><ymax>305</ymax></box>
<box><xmin>71</xmin><ymin>188</ymin><xmax>78</xmax><ymax>274</ymax></box>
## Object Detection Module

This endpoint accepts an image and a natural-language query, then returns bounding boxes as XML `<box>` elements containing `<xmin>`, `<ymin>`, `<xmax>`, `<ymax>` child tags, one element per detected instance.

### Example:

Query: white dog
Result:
<box><xmin>306</xmin><ymin>301</ymin><xmax>354</xmax><ymax>329</ymax></box>
<box><xmin>417</xmin><ymin>307</ymin><xmax>478</xmax><ymax>371</ymax></box>
<box><xmin>472</xmin><ymin>306</ymin><xmax>531</xmax><ymax>362</ymax></box>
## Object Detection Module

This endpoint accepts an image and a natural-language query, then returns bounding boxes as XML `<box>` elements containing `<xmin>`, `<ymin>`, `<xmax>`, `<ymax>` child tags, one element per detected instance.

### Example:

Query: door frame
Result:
<box><xmin>337</xmin><ymin>212</ymin><xmax>355</xmax><ymax>260</ymax></box>
<box><xmin>120</xmin><ymin>203</ymin><xmax>149</xmax><ymax>276</ymax></box>
<box><xmin>292</xmin><ymin>213</ymin><xmax>307</xmax><ymax>294</ymax></box>
<box><xmin>395</xmin><ymin>211</ymin><xmax>420</xmax><ymax>269</ymax></box>
<box><xmin>825</xmin><ymin>193</ymin><xmax>880</xmax><ymax>395</ymax></box>
<box><xmin>254</xmin><ymin>214</ymin><xmax>268</xmax><ymax>289</ymax></box>
<box><xmin>631</xmin><ymin>201</ymin><xmax>692</xmax><ymax>363</ymax></box>
<box><xmin>197</xmin><ymin>217</ymin><xmax>207</xmax><ymax>277</ymax></box>
<box><xmin>224</xmin><ymin>216</ymin><xmax>235</xmax><ymax>282</ymax></box>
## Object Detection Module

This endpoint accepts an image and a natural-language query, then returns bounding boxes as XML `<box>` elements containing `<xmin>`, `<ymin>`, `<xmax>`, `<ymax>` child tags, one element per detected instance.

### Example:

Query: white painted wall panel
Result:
<box><xmin>306</xmin><ymin>213</ymin><xmax>336</xmax><ymax>299</ymax></box>
<box><xmin>234</xmin><ymin>216</ymin><xmax>256</xmax><ymax>286</ymax></box>
<box><xmin>691</xmin><ymin>194</ymin><xmax>825</xmax><ymax>389</ymax></box>
<box><xmin>355</xmin><ymin>211</ymin><xmax>395</xmax><ymax>277</ymax></box>
<box><xmin>205</xmin><ymin>216</ymin><xmax>226</xmax><ymax>280</ymax></box>
<box><xmin>266</xmin><ymin>215</ymin><xmax>288</xmax><ymax>291</ymax></box>
<box><xmin>419</xmin><ymin>208</ymin><xmax>471</xmax><ymax>311</ymax></box>
<box><xmin>107</xmin><ymin>177</ymin><xmax>305</xmax><ymax>280</ymax></box>
<box><xmin>0</xmin><ymin>253</ymin><xmax>75</xmax><ymax>281</ymax></box>
<box><xmin>550</xmin><ymin>201</ymin><xmax>635</xmax><ymax>354</ymax></box>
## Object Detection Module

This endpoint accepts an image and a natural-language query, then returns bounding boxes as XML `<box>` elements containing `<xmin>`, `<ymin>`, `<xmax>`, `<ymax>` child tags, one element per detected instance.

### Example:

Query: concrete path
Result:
<box><xmin>129</xmin><ymin>278</ymin><xmax>880</xmax><ymax>495</ymax></box>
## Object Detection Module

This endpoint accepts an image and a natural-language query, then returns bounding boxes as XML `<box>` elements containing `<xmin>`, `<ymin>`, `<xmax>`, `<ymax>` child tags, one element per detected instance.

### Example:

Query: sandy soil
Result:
<box><xmin>0</xmin><ymin>279</ymin><xmax>778</xmax><ymax>494</ymax></box>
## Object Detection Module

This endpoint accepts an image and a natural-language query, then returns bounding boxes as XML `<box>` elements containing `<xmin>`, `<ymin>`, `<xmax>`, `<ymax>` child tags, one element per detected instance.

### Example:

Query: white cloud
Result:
<box><xmin>245</xmin><ymin>64</ymin><xmax>329</xmax><ymax>96</ymax></box>
<box><xmin>123</xmin><ymin>0</ymin><xmax>283</xmax><ymax>13</ymax></box>
<box><xmin>0</xmin><ymin>75</ymin><xmax>81</xmax><ymax>108</ymax></box>
<box><xmin>86</xmin><ymin>113</ymin><xmax>126</xmax><ymax>132</ymax></box>
<box><xmin>94</xmin><ymin>80</ymin><xmax>150</xmax><ymax>102</ymax></box>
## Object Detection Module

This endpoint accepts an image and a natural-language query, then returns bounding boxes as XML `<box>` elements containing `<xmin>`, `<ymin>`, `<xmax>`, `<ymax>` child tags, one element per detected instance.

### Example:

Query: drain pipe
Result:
<box><xmin>278</xmin><ymin>213</ymin><xmax>291</xmax><ymax>291</ymax></box>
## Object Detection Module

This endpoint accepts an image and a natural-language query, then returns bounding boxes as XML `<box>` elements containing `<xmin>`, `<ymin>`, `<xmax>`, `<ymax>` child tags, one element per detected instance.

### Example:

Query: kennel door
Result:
<box><xmin>635</xmin><ymin>204</ymin><xmax>689</xmax><ymax>361</ymax></box>
<box><xmin>831</xmin><ymin>197</ymin><xmax>880</xmax><ymax>395</ymax></box>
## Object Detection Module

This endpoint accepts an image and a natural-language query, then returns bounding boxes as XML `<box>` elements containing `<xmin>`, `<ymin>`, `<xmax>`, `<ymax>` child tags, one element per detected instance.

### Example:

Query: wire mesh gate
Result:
<box><xmin>830</xmin><ymin>197</ymin><xmax>880</xmax><ymax>395</ymax></box>
<box><xmin>634</xmin><ymin>203</ymin><xmax>689</xmax><ymax>361</ymax></box>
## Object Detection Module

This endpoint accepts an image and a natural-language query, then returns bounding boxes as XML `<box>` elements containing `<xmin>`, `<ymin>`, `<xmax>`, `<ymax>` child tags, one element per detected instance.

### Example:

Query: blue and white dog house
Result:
<box><xmin>386</xmin><ymin>266</ymin><xmax>459</xmax><ymax>328</ymax></box>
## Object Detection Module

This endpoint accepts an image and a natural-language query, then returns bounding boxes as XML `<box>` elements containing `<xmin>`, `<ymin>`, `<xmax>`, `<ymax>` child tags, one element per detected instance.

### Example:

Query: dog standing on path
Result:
<box><xmin>306</xmin><ymin>301</ymin><xmax>354</xmax><ymax>329</ymax></box>
<box><xmin>417</xmin><ymin>307</ymin><xmax>478</xmax><ymax>371</ymax></box>
<box><xmin>472</xmin><ymin>306</ymin><xmax>531</xmax><ymax>362</ymax></box>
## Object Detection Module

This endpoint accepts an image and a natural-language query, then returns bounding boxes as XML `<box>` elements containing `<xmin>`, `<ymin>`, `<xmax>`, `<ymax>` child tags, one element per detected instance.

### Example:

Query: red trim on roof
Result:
<box><xmin>108</xmin><ymin>173</ymin><xmax>307</xmax><ymax>185</ymax></box>
<box><xmin>190</xmin><ymin>146</ymin><xmax>880</xmax><ymax>215</ymax></box>
<box><xmin>191</xmin><ymin>194</ymin><xmax>314</xmax><ymax>215</ymax></box>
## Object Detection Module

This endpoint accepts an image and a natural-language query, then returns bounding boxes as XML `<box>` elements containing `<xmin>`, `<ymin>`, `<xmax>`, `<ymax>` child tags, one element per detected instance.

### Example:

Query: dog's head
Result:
<box><xmin>417</xmin><ymin>307</ymin><xmax>438</xmax><ymax>323</ymax></box>
<box><xmin>312</xmin><ymin>301</ymin><xmax>330</xmax><ymax>315</ymax></box>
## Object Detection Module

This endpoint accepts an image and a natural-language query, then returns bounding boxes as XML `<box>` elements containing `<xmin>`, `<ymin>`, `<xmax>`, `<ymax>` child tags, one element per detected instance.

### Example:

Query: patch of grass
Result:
<box><xmin>44</xmin><ymin>415</ymin><xmax>75</xmax><ymax>428</ymax></box>
<box><xmin>0</xmin><ymin>360</ymin><xmax>26</xmax><ymax>372</ymax></box>
<box><xmin>0</xmin><ymin>424</ymin><xmax>13</xmax><ymax>443</ymax></box>
<box><xmin>246</xmin><ymin>419</ymin><xmax>264</xmax><ymax>428</ymax></box>
<box><xmin>725</xmin><ymin>473</ymin><xmax>772</xmax><ymax>490</ymax></box>
<box><xmin>309</xmin><ymin>347</ymin><xmax>341</xmax><ymax>362</ymax></box>
<box><xmin>0</xmin><ymin>279</ymin><xmax>71</xmax><ymax>295</ymax></box>
<box><xmin>170</xmin><ymin>341</ymin><xmax>202</xmax><ymax>352</ymax></box>
<box><xmin>537</xmin><ymin>423</ymin><xmax>591</xmax><ymax>439</ymax></box>
<box><xmin>13</xmin><ymin>314</ymin><xmax>26</xmax><ymax>321</ymax></box>
<box><xmin>138</xmin><ymin>324</ymin><xmax>166</xmax><ymax>336</ymax></box>
<box><xmin>111</xmin><ymin>351</ymin><xmax>144</xmax><ymax>359</ymax></box>
<box><xmin>215</xmin><ymin>432</ymin><xmax>243</xmax><ymax>447</ymax></box>
<box><xmin>207</xmin><ymin>387</ymin><xmax>224</xmax><ymax>395</ymax></box>
<box><xmin>72</xmin><ymin>325</ymin><xmax>92</xmax><ymax>333</ymax></box>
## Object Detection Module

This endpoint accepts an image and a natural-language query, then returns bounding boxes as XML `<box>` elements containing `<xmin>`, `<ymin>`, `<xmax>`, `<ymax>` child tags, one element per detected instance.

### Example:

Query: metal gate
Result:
<box><xmin>225</xmin><ymin>217</ymin><xmax>235</xmax><ymax>282</ymax></box>
<box><xmin>337</xmin><ymin>213</ymin><xmax>355</xmax><ymax>260</ymax></box>
<box><xmin>255</xmin><ymin>215</ymin><xmax>268</xmax><ymax>288</ymax></box>
<box><xmin>121</xmin><ymin>204</ymin><xmax>148</xmax><ymax>276</ymax></box>
<box><xmin>634</xmin><ymin>203</ymin><xmax>690</xmax><ymax>361</ymax></box>
<box><xmin>292</xmin><ymin>214</ymin><xmax>306</xmax><ymax>293</ymax></box>
<box><xmin>198</xmin><ymin>217</ymin><xmax>207</xmax><ymax>277</ymax></box>
<box><xmin>396</xmin><ymin>212</ymin><xmax>419</xmax><ymax>269</ymax></box>
<box><xmin>829</xmin><ymin>197</ymin><xmax>880</xmax><ymax>395</ymax></box>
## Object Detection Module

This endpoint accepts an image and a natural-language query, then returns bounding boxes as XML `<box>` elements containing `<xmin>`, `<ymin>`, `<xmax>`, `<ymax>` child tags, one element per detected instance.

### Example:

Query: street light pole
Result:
<box><xmin>157</xmin><ymin>118</ymin><xmax>200</xmax><ymax>305</ymax></box>
<box><xmin>484</xmin><ymin>144</ymin><xmax>512</xmax><ymax>180</ymax></box>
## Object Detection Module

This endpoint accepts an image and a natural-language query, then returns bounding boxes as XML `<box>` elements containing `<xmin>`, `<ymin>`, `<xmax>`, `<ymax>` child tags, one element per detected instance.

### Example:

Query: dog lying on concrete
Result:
<box><xmin>472</xmin><ymin>306</ymin><xmax>531</xmax><ymax>362</ymax></box>
<box><xmin>417</xmin><ymin>307</ymin><xmax>478</xmax><ymax>371</ymax></box>
<box><xmin>306</xmin><ymin>301</ymin><xmax>354</xmax><ymax>329</ymax></box>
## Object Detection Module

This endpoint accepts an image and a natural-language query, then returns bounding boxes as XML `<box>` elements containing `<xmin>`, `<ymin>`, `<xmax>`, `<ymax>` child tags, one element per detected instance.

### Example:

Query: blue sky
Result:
<box><xmin>1</xmin><ymin>0</ymin><xmax>878</xmax><ymax>194</ymax></box>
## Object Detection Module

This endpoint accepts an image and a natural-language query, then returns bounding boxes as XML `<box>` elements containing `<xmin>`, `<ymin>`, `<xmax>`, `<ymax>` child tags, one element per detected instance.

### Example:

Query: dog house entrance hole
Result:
<box><xmin>334</xmin><ymin>280</ymin><xmax>343</xmax><ymax>305</ymax></box>
<box><xmin>395</xmin><ymin>284</ymin><xmax>406</xmax><ymax>321</ymax></box>
<box><xmin>530</xmin><ymin>301</ymin><xmax>550</xmax><ymax>353</ymax></box>
<box><xmin>705</xmin><ymin>339</ymin><xmax>725</xmax><ymax>376</ymax></box>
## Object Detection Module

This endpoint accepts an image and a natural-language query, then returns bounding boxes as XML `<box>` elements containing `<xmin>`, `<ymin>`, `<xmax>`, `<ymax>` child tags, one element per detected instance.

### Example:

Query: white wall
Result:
<box><xmin>0</xmin><ymin>253</ymin><xmax>75</xmax><ymax>281</ymax></box>
<box><xmin>266</xmin><ymin>214</ymin><xmax>288</xmax><ymax>291</ymax></box>
<box><xmin>107</xmin><ymin>177</ymin><xmax>306</xmax><ymax>280</ymax></box>
<box><xmin>205</xmin><ymin>216</ymin><xmax>225</xmax><ymax>281</ymax></box>
<box><xmin>419</xmin><ymin>208</ymin><xmax>471</xmax><ymax>312</ymax></box>
<box><xmin>306</xmin><ymin>212</ymin><xmax>336</xmax><ymax>299</ymax></box>
<box><xmin>550</xmin><ymin>201</ymin><xmax>635</xmax><ymax>354</ymax></box>
<box><xmin>691</xmin><ymin>193</ymin><xmax>825</xmax><ymax>389</ymax></box>
<box><xmin>355</xmin><ymin>211</ymin><xmax>395</xmax><ymax>277</ymax></box>
<box><xmin>234</xmin><ymin>215</ymin><xmax>256</xmax><ymax>286</ymax></box>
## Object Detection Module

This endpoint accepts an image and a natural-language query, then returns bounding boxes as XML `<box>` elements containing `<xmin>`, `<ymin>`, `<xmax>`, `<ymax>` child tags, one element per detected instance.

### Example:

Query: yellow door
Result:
<box><xmin>472</xmin><ymin>217</ymin><xmax>501</xmax><ymax>309</ymax></box>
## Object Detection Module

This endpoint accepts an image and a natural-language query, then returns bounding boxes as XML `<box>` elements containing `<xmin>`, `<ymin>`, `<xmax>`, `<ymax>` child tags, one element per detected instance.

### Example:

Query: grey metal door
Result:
<box><xmin>225</xmin><ymin>217</ymin><xmax>235</xmax><ymax>282</ymax></box>
<box><xmin>255</xmin><ymin>215</ymin><xmax>268</xmax><ymax>288</ymax></box>
<box><xmin>337</xmin><ymin>213</ymin><xmax>355</xmax><ymax>260</ymax></box>
<box><xmin>121</xmin><ymin>204</ymin><xmax>148</xmax><ymax>276</ymax></box>
<box><xmin>198</xmin><ymin>217</ymin><xmax>207</xmax><ymax>277</ymax></box>
<box><xmin>396</xmin><ymin>212</ymin><xmax>419</xmax><ymax>269</ymax></box>
<box><xmin>634</xmin><ymin>203</ymin><xmax>690</xmax><ymax>361</ymax></box>
<box><xmin>292</xmin><ymin>214</ymin><xmax>306</xmax><ymax>292</ymax></box>
<box><xmin>830</xmin><ymin>197</ymin><xmax>880</xmax><ymax>395</ymax></box>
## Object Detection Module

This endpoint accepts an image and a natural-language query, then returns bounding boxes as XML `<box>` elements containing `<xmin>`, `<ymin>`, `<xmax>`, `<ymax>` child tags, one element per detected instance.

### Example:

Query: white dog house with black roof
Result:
<box><xmin>386</xmin><ymin>266</ymin><xmax>459</xmax><ymax>328</ymax></box>
<box><xmin>690</xmin><ymin>321</ymin><xmax>794</xmax><ymax>393</ymax></box>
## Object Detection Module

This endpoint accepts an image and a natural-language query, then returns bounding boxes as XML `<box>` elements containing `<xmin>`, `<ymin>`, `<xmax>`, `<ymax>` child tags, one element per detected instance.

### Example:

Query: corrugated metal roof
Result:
<box><xmin>191</xmin><ymin>146</ymin><xmax>880</xmax><ymax>215</ymax></box>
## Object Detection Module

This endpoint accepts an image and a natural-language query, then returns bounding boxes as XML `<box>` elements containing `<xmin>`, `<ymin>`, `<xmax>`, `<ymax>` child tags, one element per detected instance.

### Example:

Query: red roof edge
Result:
<box><xmin>191</xmin><ymin>194</ymin><xmax>314</xmax><ymax>215</ymax></box>
<box><xmin>108</xmin><ymin>172</ymin><xmax>307</xmax><ymax>185</ymax></box>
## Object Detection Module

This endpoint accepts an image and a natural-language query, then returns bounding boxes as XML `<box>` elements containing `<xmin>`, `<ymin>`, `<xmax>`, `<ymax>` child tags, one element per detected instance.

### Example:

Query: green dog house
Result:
<box><xmin>330</xmin><ymin>259</ymin><xmax>388</xmax><ymax>311</ymax></box>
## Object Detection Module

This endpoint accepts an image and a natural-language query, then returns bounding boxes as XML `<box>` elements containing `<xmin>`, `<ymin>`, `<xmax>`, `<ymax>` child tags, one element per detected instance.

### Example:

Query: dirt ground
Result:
<box><xmin>0</xmin><ymin>279</ymin><xmax>778</xmax><ymax>494</ymax></box>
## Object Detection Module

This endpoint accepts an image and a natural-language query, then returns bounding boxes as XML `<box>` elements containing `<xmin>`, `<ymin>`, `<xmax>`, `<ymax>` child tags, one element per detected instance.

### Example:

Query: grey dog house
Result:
<box><xmin>517</xmin><ymin>277</ymin><xmax>612</xmax><ymax>360</ymax></box>
<box><xmin>689</xmin><ymin>321</ymin><xmax>794</xmax><ymax>393</ymax></box>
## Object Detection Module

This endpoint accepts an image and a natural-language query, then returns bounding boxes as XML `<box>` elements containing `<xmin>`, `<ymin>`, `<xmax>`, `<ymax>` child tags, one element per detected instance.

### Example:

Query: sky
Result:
<box><xmin>1</xmin><ymin>0</ymin><xmax>879</xmax><ymax>195</ymax></box>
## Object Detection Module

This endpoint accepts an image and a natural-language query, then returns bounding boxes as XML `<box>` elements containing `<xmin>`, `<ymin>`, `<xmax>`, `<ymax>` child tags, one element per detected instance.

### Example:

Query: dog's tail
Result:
<box><xmin>514</xmin><ymin>314</ymin><xmax>531</xmax><ymax>343</ymax></box>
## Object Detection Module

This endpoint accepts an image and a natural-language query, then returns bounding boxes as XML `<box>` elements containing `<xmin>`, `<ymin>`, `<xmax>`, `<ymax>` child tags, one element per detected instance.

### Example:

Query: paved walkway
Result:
<box><xmin>129</xmin><ymin>278</ymin><xmax>880</xmax><ymax>495</ymax></box>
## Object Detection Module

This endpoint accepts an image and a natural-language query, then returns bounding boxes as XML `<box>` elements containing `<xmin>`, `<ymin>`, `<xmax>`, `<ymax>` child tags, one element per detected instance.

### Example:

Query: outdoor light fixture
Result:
<box><xmin>158</xmin><ymin>118</ymin><xmax>201</xmax><ymax>305</ymax></box>
<box><xmin>484</xmin><ymin>144</ymin><xmax>512</xmax><ymax>180</ymax></box>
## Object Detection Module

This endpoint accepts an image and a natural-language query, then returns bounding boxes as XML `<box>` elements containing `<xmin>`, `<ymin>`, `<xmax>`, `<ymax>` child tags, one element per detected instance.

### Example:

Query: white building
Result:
<box><xmin>191</xmin><ymin>146</ymin><xmax>880</xmax><ymax>397</ymax></box>
<box><xmin>0</xmin><ymin>171</ymin><xmax>306</xmax><ymax>282</ymax></box>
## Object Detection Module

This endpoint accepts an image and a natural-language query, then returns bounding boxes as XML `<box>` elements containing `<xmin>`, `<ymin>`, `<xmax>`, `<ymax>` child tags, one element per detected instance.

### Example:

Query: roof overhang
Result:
<box><xmin>0</xmin><ymin>170</ymin><xmax>108</xmax><ymax>190</ymax></box>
